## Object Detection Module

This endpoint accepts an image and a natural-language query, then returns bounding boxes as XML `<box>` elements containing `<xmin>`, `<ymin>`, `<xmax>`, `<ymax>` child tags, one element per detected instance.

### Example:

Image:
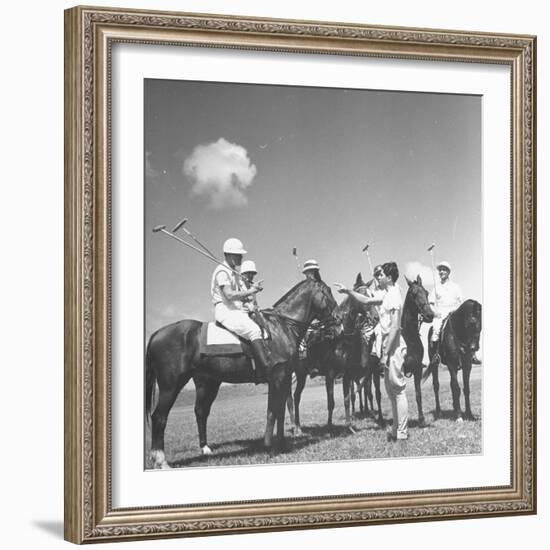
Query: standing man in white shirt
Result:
<box><xmin>428</xmin><ymin>261</ymin><xmax>463</xmax><ymax>363</ymax></box>
<box><xmin>334</xmin><ymin>261</ymin><xmax>409</xmax><ymax>441</ymax></box>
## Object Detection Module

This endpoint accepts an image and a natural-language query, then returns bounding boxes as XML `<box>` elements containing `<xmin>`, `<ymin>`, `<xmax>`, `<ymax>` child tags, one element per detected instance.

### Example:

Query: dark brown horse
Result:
<box><xmin>145</xmin><ymin>278</ymin><xmax>337</xmax><ymax>469</ymax></box>
<box><xmin>401</xmin><ymin>275</ymin><xmax>435</xmax><ymax>427</ymax></box>
<box><xmin>288</xmin><ymin>275</ymin><xmax>379</xmax><ymax>433</ymax></box>
<box><xmin>425</xmin><ymin>299</ymin><xmax>482</xmax><ymax>421</ymax></box>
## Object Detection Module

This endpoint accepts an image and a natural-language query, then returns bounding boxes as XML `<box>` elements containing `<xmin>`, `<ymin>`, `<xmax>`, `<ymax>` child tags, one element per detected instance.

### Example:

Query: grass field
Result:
<box><xmin>146</xmin><ymin>366</ymin><xmax>482</xmax><ymax>469</ymax></box>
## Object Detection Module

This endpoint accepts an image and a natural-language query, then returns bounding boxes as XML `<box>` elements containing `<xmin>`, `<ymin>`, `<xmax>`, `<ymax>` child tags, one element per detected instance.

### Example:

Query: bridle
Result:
<box><xmin>270</xmin><ymin>280</ymin><xmax>337</xmax><ymax>331</ymax></box>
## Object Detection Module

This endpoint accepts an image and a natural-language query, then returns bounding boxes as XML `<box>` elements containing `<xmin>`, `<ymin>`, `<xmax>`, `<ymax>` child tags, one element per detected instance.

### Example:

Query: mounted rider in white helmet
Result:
<box><xmin>211</xmin><ymin>239</ymin><xmax>271</xmax><ymax>382</ymax></box>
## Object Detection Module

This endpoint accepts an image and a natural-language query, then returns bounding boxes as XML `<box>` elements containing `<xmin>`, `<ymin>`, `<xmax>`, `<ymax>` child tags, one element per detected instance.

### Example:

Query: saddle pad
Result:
<box><xmin>199</xmin><ymin>322</ymin><xmax>244</xmax><ymax>356</ymax></box>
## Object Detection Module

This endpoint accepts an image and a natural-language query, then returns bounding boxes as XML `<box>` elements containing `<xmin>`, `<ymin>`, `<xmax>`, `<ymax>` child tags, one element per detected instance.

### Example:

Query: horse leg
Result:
<box><xmin>292</xmin><ymin>370</ymin><xmax>307</xmax><ymax>436</ymax></box>
<box><xmin>325</xmin><ymin>374</ymin><xmax>335</xmax><ymax>428</ymax></box>
<box><xmin>432</xmin><ymin>361</ymin><xmax>441</xmax><ymax>419</ymax></box>
<box><xmin>264</xmin><ymin>383</ymin><xmax>277</xmax><ymax>450</ymax></box>
<box><xmin>151</xmin><ymin>382</ymin><xmax>186</xmax><ymax>469</ymax></box>
<box><xmin>373</xmin><ymin>363</ymin><xmax>385</xmax><ymax>427</ymax></box>
<box><xmin>414</xmin><ymin>367</ymin><xmax>425</xmax><ymax>427</ymax></box>
<box><xmin>462</xmin><ymin>360</ymin><xmax>476</xmax><ymax>420</ymax></box>
<box><xmin>358</xmin><ymin>379</ymin><xmax>365</xmax><ymax>416</ymax></box>
<box><xmin>285</xmin><ymin>389</ymin><xmax>295</xmax><ymax>435</ymax></box>
<box><xmin>349</xmin><ymin>378</ymin><xmax>356</xmax><ymax>418</ymax></box>
<box><xmin>264</xmin><ymin>366</ymin><xmax>287</xmax><ymax>451</ymax></box>
<box><xmin>276</xmin><ymin>369</ymin><xmax>292</xmax><ymax>449</ymax></box>
<box><xmin>448</xmin><ymin>364</ymin><xmax>463</xmax><ymax>421</ymax></box>
<box><xmin>343</xmin><ymin>375</ymin><xmax>355</xmax><ymax>432</ymax></box>
<box><xmin>194</xmin><ymin>377</ymin><xmax>221</xmax><ymax>456</ymax></box>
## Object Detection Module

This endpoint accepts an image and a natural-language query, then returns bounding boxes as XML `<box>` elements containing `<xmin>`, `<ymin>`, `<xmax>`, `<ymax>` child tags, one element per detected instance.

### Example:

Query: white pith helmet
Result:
<box><xmin>240</xmin><ymin>260</ymin><xmax>257</xmax><ymax>274</ymax></box>
<box><xmin>302</xmin><ymin>259</ymin><xmax>320</xmax><ymax>273</ymax></box>
<box><xmin>437</xmin><ymin>260</ymin><xmax>451</xmax><ymax>272</ymax></box>
<box><xmin>223</xmin><ymin>238</ymin><xmax>247</xmax><ymax>255</ymax></box>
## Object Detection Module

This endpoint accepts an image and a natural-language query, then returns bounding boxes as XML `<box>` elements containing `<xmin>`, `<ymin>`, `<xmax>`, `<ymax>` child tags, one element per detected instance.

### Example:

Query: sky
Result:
<box><xmin>144</xmin><ymin>79</ymin><xmax>481</xmax><ymax>339</ymax></box>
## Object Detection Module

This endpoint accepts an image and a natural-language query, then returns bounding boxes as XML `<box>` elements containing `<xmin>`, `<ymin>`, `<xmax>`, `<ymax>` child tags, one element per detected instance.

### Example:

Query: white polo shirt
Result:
<box><xmin>211</xmin><ymin>262</ymin><xmax>243</xmax><ymax>309</ymax></box>
<box><xmin>379</xmin><ymin>284</ymin><xmax>402</xmax><ymax>335</ymax></box>
<box><xmin>429</xmin><ymin>280</ymin><xmax>462</xmax><ymax>313</ymax></box>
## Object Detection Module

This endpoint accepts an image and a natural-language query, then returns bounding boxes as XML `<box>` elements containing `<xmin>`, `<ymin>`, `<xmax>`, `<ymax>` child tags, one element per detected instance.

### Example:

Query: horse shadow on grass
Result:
<box><xmin>430</xmin><ymin>409</ymin><xmax>481</xmax><ymax>422</ymax></box>
<box><xmin>170</xmin><ymin>423</ymin><xmax>363</xmax><ymax>467</ymax></box>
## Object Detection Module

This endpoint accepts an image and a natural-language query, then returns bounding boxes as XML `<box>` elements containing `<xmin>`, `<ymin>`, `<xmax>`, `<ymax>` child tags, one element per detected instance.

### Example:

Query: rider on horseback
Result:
<box><xmin>360</xmin><ymin>265</ymin><xmax>385</xmax><ymax>360</ymax></box>
<box><xmin>211</xmin><ymin>238</ymin><xmax>272</xmax><ymax>382</ymax></box>
<box><xmin>428</xmin><ymin>261</ymin><xmax>463</xmax><ymax>365</ymax></box>
<box><xmin>240</xmin><ymin>259</ymin><xmax>268</xmax><ymax>338</ymax></box>
<box><xmin>300</xmin><ymin>259</ymin><xmax>323</xmax><ymax>377</ymax></box>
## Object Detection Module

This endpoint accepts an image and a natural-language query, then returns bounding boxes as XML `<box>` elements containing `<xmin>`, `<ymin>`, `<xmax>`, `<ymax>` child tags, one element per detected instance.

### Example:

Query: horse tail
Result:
<box><xmin>145</xmin><ymin>330</ymin><xmax>159</xmax><ymax>423</ymax></box>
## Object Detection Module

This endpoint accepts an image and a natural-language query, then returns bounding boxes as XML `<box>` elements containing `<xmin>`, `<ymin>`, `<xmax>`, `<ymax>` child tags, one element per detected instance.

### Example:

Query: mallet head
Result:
<box><xmin>362</xmin><ymin>244</ymin><xmax>370</xmax><ymax>252</ymax></box>
<box><xmin>152</xmin><ymin>224</ymin><xmax>166</xmax><ymax>233</ymax></box>
<box><xmin>172</xmin><ymin>218</ymin><xmax>188</xmax><ymax>233</ymax></box>
<box><xmin>427</xmin><ymin>243</ymin><xmax>435</xmax><ymax>252</ymax></box>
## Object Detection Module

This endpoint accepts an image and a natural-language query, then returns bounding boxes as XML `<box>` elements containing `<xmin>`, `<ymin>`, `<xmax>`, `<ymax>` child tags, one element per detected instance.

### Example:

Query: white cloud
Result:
<box><xmin>404</xmin><ymin>261</ymin><xmax>436</xmax><ymax>289</ymax></box>
<box><xmin>183</xmin><ymin>138</ymin><xmax>257</xmax><ymax>209</ymax></box>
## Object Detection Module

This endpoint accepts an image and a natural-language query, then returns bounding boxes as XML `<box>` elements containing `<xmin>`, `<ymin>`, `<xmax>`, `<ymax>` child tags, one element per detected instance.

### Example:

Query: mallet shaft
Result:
<box><xmin>154</xmin><ymin>227</ymin><xmax>240</xmax><ymax>276</ymax></box>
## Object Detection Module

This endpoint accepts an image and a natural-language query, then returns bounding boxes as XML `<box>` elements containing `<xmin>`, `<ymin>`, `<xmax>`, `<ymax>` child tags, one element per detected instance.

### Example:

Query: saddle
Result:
<box><xmin>199</xmin><ymin>322</ymin><xmax>253</xmax><ymax>357</ymax></box>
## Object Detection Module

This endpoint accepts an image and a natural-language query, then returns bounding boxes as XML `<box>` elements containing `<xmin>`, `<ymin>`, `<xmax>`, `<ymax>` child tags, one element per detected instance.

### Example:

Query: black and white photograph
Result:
<box><xmin>144</xmin><ymin>79</ymin><xmax>483</xmax><ymax>470</ymax></box>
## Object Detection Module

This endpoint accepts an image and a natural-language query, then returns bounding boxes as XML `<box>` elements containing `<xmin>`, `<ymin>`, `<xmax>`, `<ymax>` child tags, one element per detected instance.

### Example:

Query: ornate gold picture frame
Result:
<box><xmin>64</xmin><ymin>5</ymin><xmax>536</xmax><ymax>544</ymax></box>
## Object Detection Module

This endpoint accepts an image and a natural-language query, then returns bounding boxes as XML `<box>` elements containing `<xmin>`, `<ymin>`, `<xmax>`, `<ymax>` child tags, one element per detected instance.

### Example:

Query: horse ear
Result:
<box><xmin>405</xmin><ymin>276</ymin><xmax>412</xmax><ymax>286</ymax></box>
<box><xmin>355</xmin><ymin>272</ymin><xmax>364</xmax><ymax>288</ymax></box>
<box><xmin>416</xmin><ymin>274</ymin><xmax>422</xmax><ymax>286</ymax></box>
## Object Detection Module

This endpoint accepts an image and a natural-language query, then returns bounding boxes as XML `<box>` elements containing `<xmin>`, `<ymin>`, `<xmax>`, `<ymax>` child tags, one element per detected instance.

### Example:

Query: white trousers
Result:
<box><xmin>384</xmin><ymin>345</ymin><xmax>409</xmax><ymax>439</ymax></box>
<box><xmin>361</xmin><ymin>323</ymin><xmax>383</xmax><ymax>357</ymax></box>
<box><xmin>431</xmin><ymin>307</ymin><xmax>454</xmax><ymax>342</ymax></box>
<box><xmin>214</xmin><ymin>303</ymin><xmax>262</xmax><ymax>341</ymax></box>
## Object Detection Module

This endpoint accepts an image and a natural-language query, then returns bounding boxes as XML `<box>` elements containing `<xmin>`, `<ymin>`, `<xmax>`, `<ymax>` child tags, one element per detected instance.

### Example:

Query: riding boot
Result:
<box><xmin>250</xmin><ymin>339</ymin><xmax>273</xmax><ymax>384</ymax></box>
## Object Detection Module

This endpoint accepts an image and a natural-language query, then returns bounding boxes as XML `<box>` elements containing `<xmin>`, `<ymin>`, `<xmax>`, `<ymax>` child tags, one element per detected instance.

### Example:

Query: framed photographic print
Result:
<box><xmin>64</xmin><ymin>5</ymin><xmax>536</xmax><ymax>544</ymax></box>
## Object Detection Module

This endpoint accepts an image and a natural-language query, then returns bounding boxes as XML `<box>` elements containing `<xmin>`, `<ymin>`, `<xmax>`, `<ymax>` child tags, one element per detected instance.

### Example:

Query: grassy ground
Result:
<box><xmin>146</xmin><ymin>366</ymin><xmax>482</xmax><ymax>469</ymax></box>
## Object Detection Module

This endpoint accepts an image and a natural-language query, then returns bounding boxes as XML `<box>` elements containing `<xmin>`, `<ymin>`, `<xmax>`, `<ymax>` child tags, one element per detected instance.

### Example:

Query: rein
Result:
<box><xmin>267</xmin><ymin>281</ymin><xmax>337</xmax><ymax>332</ymax></box>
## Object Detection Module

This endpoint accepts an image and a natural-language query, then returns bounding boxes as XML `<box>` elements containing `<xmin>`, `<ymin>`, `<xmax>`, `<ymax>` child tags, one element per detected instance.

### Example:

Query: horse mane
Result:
<box><xmin>450</xmin><ymin>299</ymin><xmax>480</xmax><ymax>327</ymax></box>
<box><xmin>272</xmin><ymin>280</ymin><xmax>308</xmax><ymax>308</ymax></box>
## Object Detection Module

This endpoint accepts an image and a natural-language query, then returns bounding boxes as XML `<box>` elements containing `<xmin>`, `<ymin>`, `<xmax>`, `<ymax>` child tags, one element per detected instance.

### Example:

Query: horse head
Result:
<box><xmin>311</xmin><ymin>279</ymin><xmax>338</xmax><ymax>325</ymax></box>
<box><xmin>272</xmin><ymin>277</ymin><xmax>337</xmax><ymax>326</ymax></box>
<box><xmin>455</xmin><ymin>299</ymin><xmax>482</xmax><ymax>352</ymax></box>
<box><xmin>406</xmin><ymin>274</ymin><xmax>435</xmax><ymax>323</ymax></box>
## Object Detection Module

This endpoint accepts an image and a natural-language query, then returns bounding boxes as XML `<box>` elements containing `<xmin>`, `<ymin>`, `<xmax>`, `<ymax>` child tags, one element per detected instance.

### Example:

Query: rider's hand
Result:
<box><xmin>252</xmin><ymin>282</ymin><xmax>263</xmax><ymax>293</ymax></box>
<box><xmin>333</xmin><ymin>282</ymin><xmax>349</xmax><ymax>294</ymax></box>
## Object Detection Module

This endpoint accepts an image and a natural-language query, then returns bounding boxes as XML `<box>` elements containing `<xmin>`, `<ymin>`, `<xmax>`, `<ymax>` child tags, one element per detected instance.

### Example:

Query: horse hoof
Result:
<box><xmin>418</xmin><ymin>418</ymin><xmax>426</xmax><ymax>428</ymax></box>
<box><xmin>292</xmin><ymin>428</ymin><xmax>303</xmax><ymax>437</ymax></box>
<box><xmin>456</xmin><ymin>417</ymin><xmax>464</xmax><ymax>423</ymax></box>
<box><xmin>201</xmin><ymin>445</ymin><xmax>213</xmax><ymax>455</ymax></box>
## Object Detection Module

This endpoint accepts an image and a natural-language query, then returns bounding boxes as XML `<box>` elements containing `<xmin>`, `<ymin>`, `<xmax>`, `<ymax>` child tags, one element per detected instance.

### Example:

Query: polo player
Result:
<box><xmin>211</xmin><ymin>238</ymin><xmax>271</xmax><ymax>382</ymax></box>
<box><xmin>361</xmin><ymin>264</ymin><xmax>386</xmax><ymax>359</ymax></box>
<box><xmin>428</xmin><ymin>261</ymin><xmax>463</xmax><ymax>362</ymax></box>
<box><xmin>300</xmin><ymin>259</ymin><xmax>322</xmax><ymax>376</ymax></box>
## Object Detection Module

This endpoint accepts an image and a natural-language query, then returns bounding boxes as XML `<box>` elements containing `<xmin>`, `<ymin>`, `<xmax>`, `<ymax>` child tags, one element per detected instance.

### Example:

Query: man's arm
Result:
<box><xmin>221</xmin><ymin>283</ymin><xmax>262</xmax><ymax>302</ymax></box>
<box><xmin>334</xmin><ymin>284</ymin><xmax>383</xmax><ymax>306</ymax></box>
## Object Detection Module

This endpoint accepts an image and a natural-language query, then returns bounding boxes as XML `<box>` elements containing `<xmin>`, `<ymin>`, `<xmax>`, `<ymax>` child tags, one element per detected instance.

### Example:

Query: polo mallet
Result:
<box><xmin>292</xmin><ymin>247</ymin><xmax>302</xmax><ymax>276</ymax></box>
<box><xmin>427</xmin><ymin>243</ymin><xmax>438</xmax><ymax>305</ymax></box>
<box><xmin>362</xmin><ymin>243</ymin><xmax>374</xmax><ymax>275</ymax></box>
<box><xmin>172</xmin><ymin>217</ymin><xmax>217</xmax><ymax>260</ymax></box>
<box><xmin>152</xmin><ymin>225</ymin><xmax>240</xmax><ymax>277</ymax></box>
